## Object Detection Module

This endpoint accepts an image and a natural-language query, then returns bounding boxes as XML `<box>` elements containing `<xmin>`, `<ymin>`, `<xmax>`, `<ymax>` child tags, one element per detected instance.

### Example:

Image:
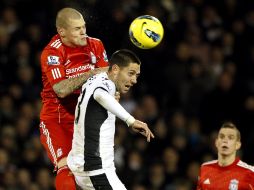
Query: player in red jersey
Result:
<box><xmin>197</xmin><ymin>122</ymin><xmax>254</xmax><ymax>190</ymax></box>
<box><xmin>39</xmin><ymin>7</ymin><xmax>109</xmax><ymax>190</ymax></box>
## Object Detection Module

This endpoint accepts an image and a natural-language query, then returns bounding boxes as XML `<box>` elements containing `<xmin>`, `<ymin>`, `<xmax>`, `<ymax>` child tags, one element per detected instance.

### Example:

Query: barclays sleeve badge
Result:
<box><xmin>47</xmin><ymin>56</ymin><xmax>60</xmax><ymax>65</ymax></box>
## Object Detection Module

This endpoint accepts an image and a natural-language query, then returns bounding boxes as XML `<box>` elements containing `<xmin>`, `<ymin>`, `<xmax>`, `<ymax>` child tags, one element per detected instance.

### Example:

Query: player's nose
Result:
<box><xmin>80</xmin><ymin>28</ymin><xmax>86</xmax><ymax>35</ymax></box>
<box><xmin>131</xmin><ymin>77</ymin><xmax>137</xmax><ymax>84</ymax></box>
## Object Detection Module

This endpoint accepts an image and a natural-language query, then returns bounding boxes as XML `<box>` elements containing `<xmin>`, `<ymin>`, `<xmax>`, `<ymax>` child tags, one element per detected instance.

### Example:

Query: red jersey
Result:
<box><xmin>40</xmin><ymin>34</ymin><xmax>108</xmax><ymax>121</ymax></box>
<box><xmin>197</xmin><ymin>158</ymin><xmax>254</xmax><ymax>190</ymax></box>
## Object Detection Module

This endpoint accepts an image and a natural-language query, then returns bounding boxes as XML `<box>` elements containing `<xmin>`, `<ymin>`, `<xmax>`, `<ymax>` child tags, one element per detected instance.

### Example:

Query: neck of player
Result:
<box><xmin>107</xmin><ymin>71</ymin><xmax>116</xmax><ymax>83</ymax></box>
<box><xmin>218</xmin><ymin>153</ymin><xmax>236</xmax><ymax>167</ymax></box>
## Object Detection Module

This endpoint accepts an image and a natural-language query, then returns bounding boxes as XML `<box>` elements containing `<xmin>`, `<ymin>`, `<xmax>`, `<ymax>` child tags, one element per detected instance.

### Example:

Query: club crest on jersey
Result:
<box><xmin>47</xmin><ymin>56</ymin><xmax>60</xmax><ymax>65</ymax></box>
<box><xmin>103</xmin><ymin>50</ymin><xmax>108</xmax><ymax>62</ymax></box>
<box><xmin>229</xmin><ymin>179</ymin><xmax>239</xmax><ymax>190</ymax></box>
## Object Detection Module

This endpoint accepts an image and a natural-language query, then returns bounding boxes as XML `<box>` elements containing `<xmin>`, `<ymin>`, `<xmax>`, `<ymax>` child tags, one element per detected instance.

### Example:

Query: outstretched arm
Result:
<box><xmin>53</xmin><ymin>67</ymin><xmax>108</xmax><ymax>98</ymax></box>
<box><xmin>93</xmin><ymin>88</ymin><xmax>154</xmax><ymax>142</ymax></box>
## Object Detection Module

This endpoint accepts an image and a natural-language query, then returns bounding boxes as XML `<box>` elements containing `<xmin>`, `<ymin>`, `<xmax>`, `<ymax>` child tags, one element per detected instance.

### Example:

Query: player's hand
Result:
<box><xmin>115</xmin><ymin>91</ymin><xmax>120</xmax><ymax>102</ymax></box>
<box><xmin>130</xmin><ymin>120</ymin><xmax>155</xmax><ymax>142</ymax></box>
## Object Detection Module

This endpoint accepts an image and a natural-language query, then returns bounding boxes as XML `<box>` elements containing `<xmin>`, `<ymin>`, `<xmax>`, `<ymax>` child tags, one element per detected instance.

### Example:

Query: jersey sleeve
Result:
<box><xmin>93</xmin><ymin>88</ymin><xmax>134</xmax><ymax>124</ymax></box>
<box><xmin>41</xmin><ymin>48</ymin><xmax>66</xmax><ymax>86</ymax></box>
<box><xmin>94</xmin><ymin>40</ymin><xmax>109</xmax><ymax>68</ymax></box>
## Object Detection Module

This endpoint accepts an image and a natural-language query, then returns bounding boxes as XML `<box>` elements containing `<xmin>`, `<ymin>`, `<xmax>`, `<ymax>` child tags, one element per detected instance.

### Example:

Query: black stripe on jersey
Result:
<box><xmin>90</xmin><ymin>173</ymin><xmax>113</xmax><ymax>190</ymax></box>
<box><xmin>75</xmin><ymin>88</ymin><xmax>86</xmax><ymax>124</ymax></box>
<box><xmin>93</xmin><ymin>86</ymin><xmax>109</xmax><ymax>94</ymax></box>
<box><xmin>84</xmin><ymin>89</ymin><xmax>108</xmax><ymax>171</ymax></box>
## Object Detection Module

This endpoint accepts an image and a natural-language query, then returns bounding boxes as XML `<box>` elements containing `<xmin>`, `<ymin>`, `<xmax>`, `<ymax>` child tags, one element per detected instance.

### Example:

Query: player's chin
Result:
<box><xmin>219</xmin><ymin>150</ymin><xmax>230</xmax><ymax>156</ymax></box>
<box><xmin>121</xmin><ymin>88</ymin><xmax>130</xmax><ymax>94</ymax></box>
<box><xmin>78</xmin><ymin>39</ymin><xmax>87</xmax><ymax>46</ymax></box>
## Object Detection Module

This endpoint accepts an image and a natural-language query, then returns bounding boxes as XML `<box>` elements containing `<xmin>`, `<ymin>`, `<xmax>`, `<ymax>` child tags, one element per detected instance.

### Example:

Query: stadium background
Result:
<box><xmin>1</xmin><ymin>0</ymin><xmax>254</xmax><ymax>189</ymax></box>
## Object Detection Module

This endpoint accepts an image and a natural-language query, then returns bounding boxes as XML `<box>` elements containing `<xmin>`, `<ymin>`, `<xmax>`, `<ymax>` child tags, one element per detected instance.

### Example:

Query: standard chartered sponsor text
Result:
<box><xmin>66</xmin><ymin>64</ymin><xmax>94</xmax><ymax>75</ymax></box>
<box><xmin>67</xmin><ymin>73</ymin><xmax>85</xmax><ymax>78</ymax></box>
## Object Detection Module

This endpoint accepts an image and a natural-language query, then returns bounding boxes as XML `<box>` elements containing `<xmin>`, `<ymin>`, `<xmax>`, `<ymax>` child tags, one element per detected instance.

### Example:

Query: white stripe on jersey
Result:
<box><xmin>237</xmin><ymin>160</ymin><xmax>254</xmax><ymax>172</ymax></box>
<box><xmin>39</xmin><ymin>122</ymin><xmax>58</xmax><ymax>167</ymax></box>
<box><xmin>51</xmin><ymin>68</ymin><xmax>61</xmax><ymax>79</ymax></box>
<box><xmin>51</xmin><ymin>69</ymin><xmax>56</xmax><ymax>79</ymax></box>
<box><xmin>87</xmin><ymin>36</ymin><xmax>100</xmax><ymax>42</ymax></box>
<box><xmin>50</xmin><ymin>39</ymin><xmax>62</xmax><ymax>48</ymax></box>
<box><xmin>202</xmin><ymin>160</ymin><xmax>218</xmax><ymax>166</ymax></box>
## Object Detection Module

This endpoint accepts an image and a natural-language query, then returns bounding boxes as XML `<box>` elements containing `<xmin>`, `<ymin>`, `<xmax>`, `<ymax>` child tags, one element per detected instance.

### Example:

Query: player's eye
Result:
<box><xmin>219</xmin><ymin>134</ymin><xmax>225</xmax><ymax>139</ymax></box>
<box><xmin>228</xmin><ymin>135</ymin><xmax>235</xmax><ymax>140</ymax></box>
<box><xmin>74</xmin><ymin>27</ymin><xmax>82</xmax><ymax>31</ymax></box>
<box><xmin>128</xmin><ymin>71</ymin><xmax>135</xmax><ymax>76</ymax></box>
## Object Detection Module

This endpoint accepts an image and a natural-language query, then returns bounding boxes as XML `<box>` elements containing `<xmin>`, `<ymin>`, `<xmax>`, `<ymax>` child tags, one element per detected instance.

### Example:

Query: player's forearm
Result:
<box><xmin>53</xmin><ymin>72</ymin><xmax>91</xmax><ymax>98</ymax></box>
<box><xmin>53</xmin><ymin>67</ymin><xmax>109</xmax><ymax>98</ymax></box>
<box><xmin>93</xmin><ymin>88</ymin><xmax>135</xmax><ymax>126</ymax></box>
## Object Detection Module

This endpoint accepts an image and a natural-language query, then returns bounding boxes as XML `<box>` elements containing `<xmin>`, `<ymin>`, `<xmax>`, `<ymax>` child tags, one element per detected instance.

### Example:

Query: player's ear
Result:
<box><xmin>236</xmin><ymin>141</ymin><xmax>241</xmax><ymax>150</ymax></box>
<box><xmin>112</xmin><ymin>64</ymin><xmax>120</xmax><ymax>72</ymax></box>
<box><xmin>215</xmin><ymin>138</ymin><xmax>219</xmax><ymax>148</ymax></box>
<box><xmin>58</xmin><ymin>28</ymin><xmax>65</xmax><ymax>37</ymax></box>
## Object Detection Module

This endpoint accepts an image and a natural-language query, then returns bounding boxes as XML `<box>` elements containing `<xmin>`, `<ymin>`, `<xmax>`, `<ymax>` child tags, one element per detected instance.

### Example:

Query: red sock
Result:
<box><xmin>55</xmin><ymin>166</ymin><xmax>76</xmax><ymax>190</ymax></box>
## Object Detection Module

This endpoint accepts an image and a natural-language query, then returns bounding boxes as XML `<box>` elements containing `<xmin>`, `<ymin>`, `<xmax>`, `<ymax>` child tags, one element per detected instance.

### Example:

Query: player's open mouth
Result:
<box><xmin>221</xmin><ymin>145</ymin><xmax>228</xmax><ymax>150</ymax></box>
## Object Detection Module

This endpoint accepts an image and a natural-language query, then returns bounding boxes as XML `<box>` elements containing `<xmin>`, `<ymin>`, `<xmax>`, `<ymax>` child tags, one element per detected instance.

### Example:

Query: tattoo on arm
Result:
<box><xmin>53</xmin><ymin>72</ymin><xmax>91</xmax><ymax>98</ymax></box>
<box><xmin>53</xmin><ymin>67</ymin><xmax>109</xmax><ymax>98</ymax></box>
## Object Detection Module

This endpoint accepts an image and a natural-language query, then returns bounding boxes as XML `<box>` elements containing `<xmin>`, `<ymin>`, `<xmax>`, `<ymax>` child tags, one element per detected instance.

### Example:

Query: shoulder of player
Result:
<box><xmin>236</xmin><ymin>160</ymin><xmax>254</xmax><ymax>172</ymax></box>
<box><xmin>41</xmin><ymin>36</ymin><xmax>64</xmax><ymax>59</ymax></box>
<box><xmin>43</xmin><ymin>35</ymin><xmax>64</xmax><ymax>52</ymax></box>
<box><xmin>94</xmin><ymin>72</ymin><xmax>113</xmax><ymax>87</ymax></box>
<box><xmin>87</xmin><ymin>36</ymin><xmax>103</xmax><ymax>47</ymax></box>
<box><xmin>201</xmin><ymin>160</ymin><xmax>218</xmax><ymax>167</ymax></box>
<box><xmin>94</xmin><ymin>72</ymin><xmax>110</xmax><ymax>82</ymax></box>
<box><xmin>86</xmin><ymin>73</ymin><xmax>112</xmax><ymax>93</ymax></box>
<box><xmin>87</xmin><ymin>36</ymin><xmax>102</xmax><ymax>42</ymax></box>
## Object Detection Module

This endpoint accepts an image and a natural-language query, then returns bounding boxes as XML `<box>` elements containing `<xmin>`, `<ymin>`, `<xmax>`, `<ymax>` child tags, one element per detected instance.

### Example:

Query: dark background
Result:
<box><xmin>1</xmin><ymin>0</ymin><xmax>254</xmax><ymax>189</ymax></box>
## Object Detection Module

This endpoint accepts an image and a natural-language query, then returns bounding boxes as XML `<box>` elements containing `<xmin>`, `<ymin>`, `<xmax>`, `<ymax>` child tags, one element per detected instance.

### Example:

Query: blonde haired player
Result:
<box><xmin>39</xmin><ymin>7</ymin><xmax>109</xmax><ymax>190</ymax></box>
<box><xmin>197</xmin><ymin>122</ymin><xmax>254</xmax><ymax>190</ymax></box>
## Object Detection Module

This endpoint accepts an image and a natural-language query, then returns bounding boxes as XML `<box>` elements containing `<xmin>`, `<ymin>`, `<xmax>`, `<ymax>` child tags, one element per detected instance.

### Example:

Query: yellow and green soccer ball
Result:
<box><xmin>129</xmin><ymin>15</ymin><xmax>164</xmax><ymax>49</ymax></box>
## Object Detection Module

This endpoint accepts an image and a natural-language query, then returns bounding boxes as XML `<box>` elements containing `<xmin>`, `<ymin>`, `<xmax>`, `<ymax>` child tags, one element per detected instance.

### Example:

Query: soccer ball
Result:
<box><xmin>129</xmin><ymin>15</ymin><xmax>164</xmax><ymax>49</ymax></box>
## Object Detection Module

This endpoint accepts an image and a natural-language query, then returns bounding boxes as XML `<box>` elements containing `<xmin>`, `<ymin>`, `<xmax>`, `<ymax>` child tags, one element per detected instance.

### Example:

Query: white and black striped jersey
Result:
<box><xmin>67</xmin><ymin>72</ymin><xmax>133</xmax><ymax>176</ymax></box>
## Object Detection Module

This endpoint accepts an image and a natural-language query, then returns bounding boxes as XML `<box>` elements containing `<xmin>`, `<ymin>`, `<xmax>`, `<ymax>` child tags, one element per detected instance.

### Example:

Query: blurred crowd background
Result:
<box><xmin>1</xmin><ymin>0</ymin><xmax>254</xmax><ymax>189</ymax></box>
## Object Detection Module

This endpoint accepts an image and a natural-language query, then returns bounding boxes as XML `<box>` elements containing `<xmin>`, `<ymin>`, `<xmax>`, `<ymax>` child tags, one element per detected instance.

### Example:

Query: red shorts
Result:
<box><xmin>39</xmin><ymin>119</ymin><xmax>74</xmax><ymax>167</ymax></box>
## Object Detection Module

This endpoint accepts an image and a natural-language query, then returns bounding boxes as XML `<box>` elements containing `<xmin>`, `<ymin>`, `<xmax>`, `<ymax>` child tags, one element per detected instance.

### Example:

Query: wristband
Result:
<box><xmin>126</xmin><ymin>116</ymin><xmax>135</xmax><ymax>127</ymax></box>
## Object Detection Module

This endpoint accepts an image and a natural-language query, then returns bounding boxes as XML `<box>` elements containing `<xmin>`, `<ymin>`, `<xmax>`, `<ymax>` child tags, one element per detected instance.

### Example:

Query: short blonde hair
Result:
<box><xmin>56</xmin><ymin>8</ymin><xmax>83</xmax><ymax>28</ymax></box>
<box><xmin>220</xmin><ymin>121</ymin><xmax>241</xmax><ymax>141</ymax></box>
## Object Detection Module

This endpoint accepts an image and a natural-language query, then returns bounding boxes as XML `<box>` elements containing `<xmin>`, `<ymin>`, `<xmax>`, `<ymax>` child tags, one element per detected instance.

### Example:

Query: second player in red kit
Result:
<box><xmin>197</xmin><ymin>122</ymin><xmax>254</xmax><ymax>190</ymax></box>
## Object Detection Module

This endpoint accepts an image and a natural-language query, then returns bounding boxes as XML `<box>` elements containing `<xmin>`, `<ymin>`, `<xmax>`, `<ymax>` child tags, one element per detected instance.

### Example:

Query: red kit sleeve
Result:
<box><xmin>41</xmin><ymin>48</ymin><xmax>66</xmax><ymax>86</ymax></box>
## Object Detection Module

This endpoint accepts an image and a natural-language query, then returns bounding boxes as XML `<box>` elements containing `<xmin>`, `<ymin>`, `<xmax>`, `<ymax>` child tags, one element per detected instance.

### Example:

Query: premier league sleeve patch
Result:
<box><xmin>47</xmin><ymin>56</ymin><xmax>60</xmax><ymax>65</ymax></box>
